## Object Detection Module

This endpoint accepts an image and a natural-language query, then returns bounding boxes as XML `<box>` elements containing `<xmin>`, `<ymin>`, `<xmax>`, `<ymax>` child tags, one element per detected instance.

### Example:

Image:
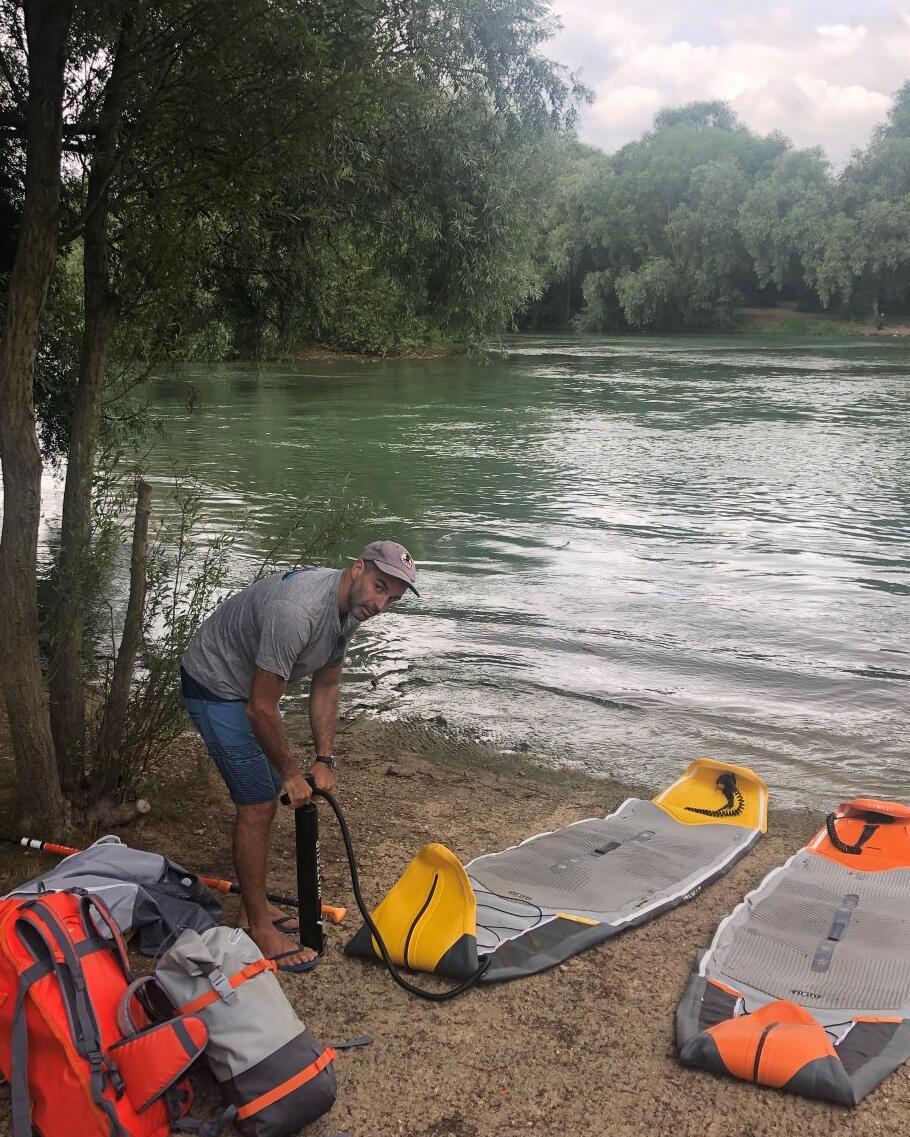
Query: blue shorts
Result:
<box><xmin>182</xmin><ymin>672</ymin><xmax>282</xmax><ymax>806</ymax></box>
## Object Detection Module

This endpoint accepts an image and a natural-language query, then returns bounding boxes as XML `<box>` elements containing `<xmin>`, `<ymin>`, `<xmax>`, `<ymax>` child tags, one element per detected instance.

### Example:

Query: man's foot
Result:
<box><xmin>238</xmin><ymin>901</ymin><xmax>300</xmax><ymax>935</ymax></box>
<box><xmin>269</xmin><ymin>947</ymin><xmax>320</xmax><ymax>974</ymax></box>
<box><xmin>247</xmin><ymin>922</ymin><xmax>317</xmax><ymax>972</ymax></box>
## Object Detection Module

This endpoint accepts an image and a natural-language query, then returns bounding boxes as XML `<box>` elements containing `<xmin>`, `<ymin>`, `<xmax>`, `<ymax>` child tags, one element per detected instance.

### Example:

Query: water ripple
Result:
<box><xmin>115</xmin><ymin>336</ymin><xmax>910</xmax><ymax>807</ymax></box>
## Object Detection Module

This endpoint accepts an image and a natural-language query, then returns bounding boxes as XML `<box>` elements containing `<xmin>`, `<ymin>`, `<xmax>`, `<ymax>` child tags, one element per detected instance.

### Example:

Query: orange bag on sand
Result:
<box><xmin>0</xmin><ymin>889</ymin><xmax>211</xmax><ymax>1137</ymax></box>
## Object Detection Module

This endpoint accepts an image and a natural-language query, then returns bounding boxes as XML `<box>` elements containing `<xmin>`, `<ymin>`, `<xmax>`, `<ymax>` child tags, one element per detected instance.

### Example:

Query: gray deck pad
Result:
<box><xmin>467</xmin><ymin>798</ymin><xmax>761</xmax><ymax>982</ymax></box>
<box><xmin>708</xmin><ymin>852</ymin><xmax>910</xmax><ymax>1015</ymax></box>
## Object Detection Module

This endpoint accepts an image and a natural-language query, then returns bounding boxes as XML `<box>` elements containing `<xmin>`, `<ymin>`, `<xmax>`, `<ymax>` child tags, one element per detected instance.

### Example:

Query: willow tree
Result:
<box><xmin>528</xmin><ymin>100</ymin><xmax>789</xmax><ymax>332</ymax></box>
<box><xmin>815</xmin><ymin>84</ymin><xmax>910</xmax><ymax>318</ymax></box>
<box><xmin>1</xmin><ymin>0</ymin><xmax>582</xmax><ymax>827</ymax></box>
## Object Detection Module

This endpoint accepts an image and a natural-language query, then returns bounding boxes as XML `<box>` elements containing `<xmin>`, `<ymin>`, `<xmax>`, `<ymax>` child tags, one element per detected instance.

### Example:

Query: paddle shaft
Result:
<box><xmin>0</xmin><ymin>833</ymin><xmax>346</xmax><ymax>924</ymax></box>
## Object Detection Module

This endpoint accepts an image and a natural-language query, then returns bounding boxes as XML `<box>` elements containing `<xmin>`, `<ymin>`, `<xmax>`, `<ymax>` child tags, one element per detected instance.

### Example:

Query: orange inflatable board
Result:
<box><xmin>678</xmin><ymin>797</ymin><xmax>910</xmax><ymax>1105</ymax></box>
<box><xmin>806</xmin><ymin>799</ymin><xmax>910</xmax><ymax>872</ymax></box>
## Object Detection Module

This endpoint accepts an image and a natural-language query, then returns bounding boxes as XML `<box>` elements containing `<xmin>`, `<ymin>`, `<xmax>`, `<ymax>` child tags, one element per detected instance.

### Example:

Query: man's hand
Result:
<box><xmin>282</xmin><ymin>770</ymin><xmax>313</xmax><ymax>808</ymax></box>
<box><xmin>310</xmin><ymin>760</ymin><xmax>336</xmax><ymax>794</ymax></box>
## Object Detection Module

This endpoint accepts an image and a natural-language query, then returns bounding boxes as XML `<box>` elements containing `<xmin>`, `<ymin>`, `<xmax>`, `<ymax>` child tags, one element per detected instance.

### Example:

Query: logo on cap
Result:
<box><xmin>400</xmin><ymin>551</ymin><xmax>413</xmax><ymax>567</ymax></box>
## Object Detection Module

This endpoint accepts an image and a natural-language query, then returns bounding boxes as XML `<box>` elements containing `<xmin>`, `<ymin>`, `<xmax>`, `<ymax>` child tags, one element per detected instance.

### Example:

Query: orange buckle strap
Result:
<box><xmin>236</xmin><ymin>1047</ymin><xmax>336</xmax><ymax>1120</ymax></box>
<box><xmin>178</xmin><ymin>958</ymin><xmax>277</xmax><ymax>1015</ymax></box>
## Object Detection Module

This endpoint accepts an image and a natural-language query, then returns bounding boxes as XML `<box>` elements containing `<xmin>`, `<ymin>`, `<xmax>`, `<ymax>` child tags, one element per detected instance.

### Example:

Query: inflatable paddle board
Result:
<box><xmin>347</xmin><ymin>758</ymin><xmax>767</xmax><ymax>983</ymax></box>
<box><xmin>677</xmin><ymin>797</ymin><xmax>910</xmax><ymax>1104</ymax></box>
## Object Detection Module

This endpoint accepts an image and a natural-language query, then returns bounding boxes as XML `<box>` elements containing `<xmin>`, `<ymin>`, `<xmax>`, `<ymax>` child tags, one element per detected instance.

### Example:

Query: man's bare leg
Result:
<box><xmin>234</xmin><ymin>800</ymin><xmax>315</xmax><ymax>965</ymax></box>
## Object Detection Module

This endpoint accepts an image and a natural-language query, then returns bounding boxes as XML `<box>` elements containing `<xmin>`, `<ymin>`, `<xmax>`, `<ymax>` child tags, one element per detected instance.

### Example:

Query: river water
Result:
<box><xmin>119</xmin><ymin>335</ymin><xmax>910</xmax><ymax>806</ymax></box>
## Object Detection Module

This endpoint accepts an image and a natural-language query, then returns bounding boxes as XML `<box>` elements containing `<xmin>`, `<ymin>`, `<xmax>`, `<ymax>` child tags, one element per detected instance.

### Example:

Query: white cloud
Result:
<box><xmin>589</xmin><ymin>84</ymin><xmax>662</xmax><ymax>134</ymax></box>
<box><xmin>817</xmin><ymin>23</ymin><xmax>867</xmax><ymax>47</ymax></box>
<box><xmin>546</xmin><ymin>1</ymin><xmax>909</xmax><ymax>163</ymax></box>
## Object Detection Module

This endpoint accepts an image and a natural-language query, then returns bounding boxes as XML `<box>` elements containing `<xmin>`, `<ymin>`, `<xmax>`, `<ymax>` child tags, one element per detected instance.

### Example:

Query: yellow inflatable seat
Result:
<box><xmin>653</xmin><ymin>757</ymin><xmax>767</xmax><ymax>831</ymax></box>
<box><xmin>345</xmin><ymin>842</ymin><xmax>479</xmax><ymax>978</ymax></box>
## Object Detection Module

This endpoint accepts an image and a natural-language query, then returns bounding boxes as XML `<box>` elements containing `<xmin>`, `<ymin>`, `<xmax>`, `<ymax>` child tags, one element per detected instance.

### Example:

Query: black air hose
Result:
<box><xmin>306</xmin><ymin>785</ymin><xmax>490</xmax><ymax>1002</ymax></box>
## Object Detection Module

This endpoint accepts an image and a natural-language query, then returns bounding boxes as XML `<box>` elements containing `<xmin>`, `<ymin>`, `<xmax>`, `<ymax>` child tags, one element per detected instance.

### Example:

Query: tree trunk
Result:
<box><xmin>277</xmin><ymin>294</ymin><xmax>293</xmax><ymax>353</ymax></box>
<box><xmin>94</xmin><ymin>479</ymin><xmax>151</xmax><ymax>798</ymax></box>
<box><xmin>49</xmin><ymin>12</ymin><xmax>136</xmax><ymax>790</ymax></box>
<box><xmin>0</xmin><ymin>0</ymin><xmax>73</xmax><ymax>828</ymax></box>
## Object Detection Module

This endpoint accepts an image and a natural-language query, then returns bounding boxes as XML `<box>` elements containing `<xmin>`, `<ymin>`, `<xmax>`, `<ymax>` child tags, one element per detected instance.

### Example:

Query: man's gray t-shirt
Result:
<box><xmin>182</xmin><ymin>568</ymin><xmax>360</xmax><ymax>699</ymax></box>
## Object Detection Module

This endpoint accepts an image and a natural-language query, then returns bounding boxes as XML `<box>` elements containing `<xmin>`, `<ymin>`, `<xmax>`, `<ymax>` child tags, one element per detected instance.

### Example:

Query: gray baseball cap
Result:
<box><xmin>359</xmin><ymin>540</ymin><xmax>419</xmax><ymax>596</ymax></box>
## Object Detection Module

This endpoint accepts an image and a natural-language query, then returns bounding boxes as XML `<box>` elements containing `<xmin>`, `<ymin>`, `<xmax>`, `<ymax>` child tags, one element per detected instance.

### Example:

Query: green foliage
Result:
<box><xmin>574</xmin><ymin>270</ymin><xmax>620</xmax><ymax>332</ymax></box>
<box><xmin>89</xmin><ymin>475</ymin><xmax>238</xmax><ymax>799</ymax></box>
<box><xmin>3</xmin><ymin>0</ymin><xmax>586</xmax><ymax>429</ymax></box>
<box><xmin>812</xmin><ymin>96</ymin><xmax>910</xmax><ymax>315</ymax></box>
<box><xmin>33</xmin><ymin>249</ymin><xmax>161</xmax><ymax>463</ymax></box>
<box><xmin>193</xmin><ymin>75</ymin><xmax>573</xmax><ymax>355</ymax></box>
<box><xmin>742</xmin><ymin>316</ymin><xmax>863</xmax><ymax>337</ymax></box>
<box><xmin>528</xmin><ymin>101</ymin><xmax>789</xmax><ymax>332</ymax></box>
<box><xmin>89</xmin><ymin>474</ymin><xmax>372</xmax><ymax>799</ymax></box>
<box><xmin>653</xmin><ymin>102</ymin><xmax>740</xmax><ymax>132</ymax></box>
<box><xmin>529</xmin><ymin>89</ymin><xmax>910</xmax><ymax>331</ymax></box>
<box><xmin>667</xmin><ymin>159</ymin><xmax>751</xmax><ymax>326</ymax></box>
<box><xmin>738</xmin><ymin>149</ymin><xmax>832</xmax><ymax>292</ymax></box>
<box><xmin>143</xmin><ymin>0</ymin><xmax>584</xmax><ymax>356</ymax></box>
<box><xmin>614</xmin><ymin>258</ymin><xmax>681</xmax><ymax>330</ymax></box>
<box><xmin>522</xmin><ymin>139</ymin><xmax>615</xmax><ymax>328</ymax></box>
<box><xmin>33</xmin><ymin>252</ymin><xmax>83</xmax><ymax>462</ymax></box>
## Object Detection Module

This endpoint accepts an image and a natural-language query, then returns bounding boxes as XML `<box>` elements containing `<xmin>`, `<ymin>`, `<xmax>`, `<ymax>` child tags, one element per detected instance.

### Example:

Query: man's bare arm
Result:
<box><xmin>245</xmin><ymin>667</ymin><xmax>298</xmax><ymax>778</ymax></box>
<box><xmin>309</xmin><ymin>661</ymin><xmax>342</xmax><ymax>756</ymax></box>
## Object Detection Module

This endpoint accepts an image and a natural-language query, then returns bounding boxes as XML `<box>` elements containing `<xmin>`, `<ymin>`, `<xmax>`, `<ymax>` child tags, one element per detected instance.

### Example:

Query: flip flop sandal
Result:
<box><xmin>238</xmin><ymin>915</ymin><xmax>301</xmax><ymax>935</ymax></box>
<box><xmin>269</xmin><ymin>947</ymin><xmax>320</xmax><ymax>974</ymax></box>
<box><xmin>271</xmin><ymin>914</ymin><xmax>300</xmax><ymax>934</ymax></box>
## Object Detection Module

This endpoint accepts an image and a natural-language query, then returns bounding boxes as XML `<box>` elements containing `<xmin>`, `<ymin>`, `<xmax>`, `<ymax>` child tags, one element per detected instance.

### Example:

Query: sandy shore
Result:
<box><xmin>0</xmin><ymin>720</ymin><xmax>907</xmax><ymax>1136</ymax></box>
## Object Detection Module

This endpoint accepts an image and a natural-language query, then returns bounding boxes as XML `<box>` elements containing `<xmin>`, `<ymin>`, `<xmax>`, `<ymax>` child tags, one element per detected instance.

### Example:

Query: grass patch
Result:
<box><xmin>736</xmin><ymin>312</ymin><xmax>866</xmax><ymax>337</ymax></box>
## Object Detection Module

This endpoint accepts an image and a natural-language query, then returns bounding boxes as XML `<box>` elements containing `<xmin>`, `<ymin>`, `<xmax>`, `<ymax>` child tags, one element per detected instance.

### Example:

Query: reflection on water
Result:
<box><xmin>34</xmin><ymin>336</ymin><xmax>910</xmax><ymax>807</ymax></box>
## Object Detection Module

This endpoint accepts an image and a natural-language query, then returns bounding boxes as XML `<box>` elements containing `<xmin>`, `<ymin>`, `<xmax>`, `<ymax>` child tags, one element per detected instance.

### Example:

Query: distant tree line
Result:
<box><xmin>523</xmin><ymin>92</ymin><xmax>910</xmax><ymax>332</ymax></box>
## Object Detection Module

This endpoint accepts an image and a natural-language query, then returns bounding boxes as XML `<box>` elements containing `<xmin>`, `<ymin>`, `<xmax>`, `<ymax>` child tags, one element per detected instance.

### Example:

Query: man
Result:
<box><xmin>180</xmin><ymin>539</ymin><xmax>418</xmax><ymax>971</ymax></box>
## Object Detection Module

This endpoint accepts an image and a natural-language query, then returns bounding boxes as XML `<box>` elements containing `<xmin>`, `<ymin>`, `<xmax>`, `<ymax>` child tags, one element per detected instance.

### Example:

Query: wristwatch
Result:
<box><xmin>314</xmin><ymin>755</ymin><xmax>336</xmax><ymax>770</ymax></box>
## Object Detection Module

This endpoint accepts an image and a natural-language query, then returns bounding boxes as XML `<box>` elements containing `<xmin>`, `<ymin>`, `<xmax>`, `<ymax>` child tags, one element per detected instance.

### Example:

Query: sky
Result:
<box><xmin>545</xmin><ymin>1</ymin><xmax>908</xmax><ymax>164</ymax></box>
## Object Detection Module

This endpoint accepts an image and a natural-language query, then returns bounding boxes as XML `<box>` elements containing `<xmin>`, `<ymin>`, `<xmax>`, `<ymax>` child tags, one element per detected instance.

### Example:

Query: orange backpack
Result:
<box><xmin>0</xmin><ymin>889</ymin><xmax>211</xmax><ymax>1137</ymax></box>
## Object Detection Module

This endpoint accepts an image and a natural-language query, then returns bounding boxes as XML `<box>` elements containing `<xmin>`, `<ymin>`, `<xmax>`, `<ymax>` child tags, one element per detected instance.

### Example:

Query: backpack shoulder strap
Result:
<box><xmin>9</xmin><ymin>951</ymin><xmax>56</xmax><ymax>1137</ymax></box>
<box><xmin>74</xmin><ymin>892</ymin><xmax>133</xmax><ymax>982</ymax></box>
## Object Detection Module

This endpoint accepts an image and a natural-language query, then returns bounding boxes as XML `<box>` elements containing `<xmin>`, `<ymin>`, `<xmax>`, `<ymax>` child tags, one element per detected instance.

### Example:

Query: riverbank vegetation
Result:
<box><xmin>523</xmin><ymin>92</ymin><xmax>910</xmax><ymax>333</ymax></box>
<box><xmin>2</xmin><ymin>0</ymin><xmax>909</xmax><ymax>829</ymax></box>
<box><xmin>0</xmin><ymin>0</ymin><xmax>583</xmax><ymax>828</ymax></box>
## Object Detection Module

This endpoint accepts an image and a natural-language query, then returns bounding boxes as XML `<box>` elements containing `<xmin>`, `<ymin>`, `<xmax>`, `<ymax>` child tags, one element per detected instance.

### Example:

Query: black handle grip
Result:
<box><xmin>280</xmin><ymin>774</ymin><xmax>317</xmax><ymax>807</ymax></box>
